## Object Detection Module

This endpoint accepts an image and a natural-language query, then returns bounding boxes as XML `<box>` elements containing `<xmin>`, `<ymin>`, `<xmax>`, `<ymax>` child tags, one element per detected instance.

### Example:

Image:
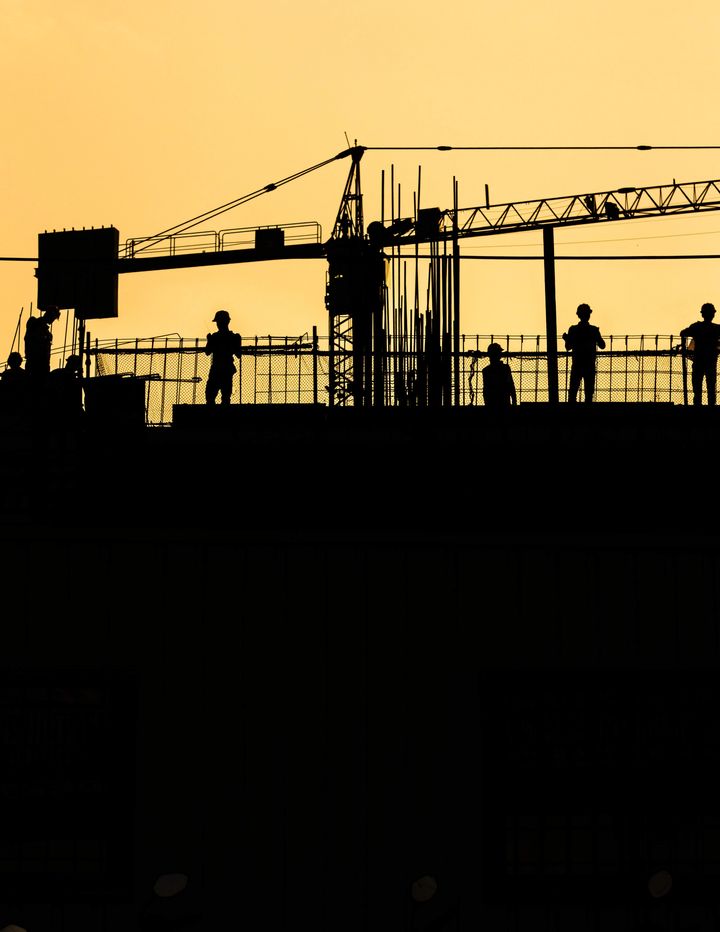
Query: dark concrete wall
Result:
<box><xmin>0</xmin><ymin>404</ymin><xmax>718</xmax><ymax>931</ymax></box>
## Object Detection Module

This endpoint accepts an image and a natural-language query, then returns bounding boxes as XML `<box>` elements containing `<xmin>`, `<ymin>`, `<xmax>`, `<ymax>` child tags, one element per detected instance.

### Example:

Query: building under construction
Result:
<box><xmin>1</xmin><ymin>149</ymin><xmax>720</xmax><ymax>932</ymax></box>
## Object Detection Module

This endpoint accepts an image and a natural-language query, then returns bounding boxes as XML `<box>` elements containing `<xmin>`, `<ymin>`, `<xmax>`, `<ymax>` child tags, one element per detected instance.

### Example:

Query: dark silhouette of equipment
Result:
<box><xmin>34</xmin><ymin>147</ymin><xmax>720</xmax><ymax>409</ymax></box>
<box><xmin>36</xmin><ymin>226</ymin><xmax>119</xmax><ymax>319</ymax></box>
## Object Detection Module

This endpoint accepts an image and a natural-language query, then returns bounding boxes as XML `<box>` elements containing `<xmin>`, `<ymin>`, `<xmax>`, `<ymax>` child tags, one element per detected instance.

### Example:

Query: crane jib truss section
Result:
<box><xmin>382</xmin><ymin>178</ymin><xmax>720</xmax><ymax>244</ymax></box>
<box><xmin>113</xmin><ymin>178</ymin><xmax>720</xmax><ymax>275</ymax></box>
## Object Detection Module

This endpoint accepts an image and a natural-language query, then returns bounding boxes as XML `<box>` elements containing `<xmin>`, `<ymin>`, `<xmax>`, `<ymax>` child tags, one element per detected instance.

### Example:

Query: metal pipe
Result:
<box><xmin>543</xmin><ymin>226</ymin><xmax>559</xmax><ymax>404</ymax></box>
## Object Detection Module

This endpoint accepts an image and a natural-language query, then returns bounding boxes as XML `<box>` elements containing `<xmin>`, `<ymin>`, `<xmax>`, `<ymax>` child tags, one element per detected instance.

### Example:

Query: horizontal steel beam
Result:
<box><xmin>117</xmin><ymin>241</ymin><xmax>326</xmax><ymax>273</ymax></box>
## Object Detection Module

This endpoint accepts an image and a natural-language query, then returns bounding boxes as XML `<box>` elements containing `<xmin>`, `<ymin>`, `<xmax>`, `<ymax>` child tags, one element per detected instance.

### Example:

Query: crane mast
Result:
<box><xmin>324</xmin><ymin>146</ymin><xmax>386</xmax><ymax>407</ymax></box>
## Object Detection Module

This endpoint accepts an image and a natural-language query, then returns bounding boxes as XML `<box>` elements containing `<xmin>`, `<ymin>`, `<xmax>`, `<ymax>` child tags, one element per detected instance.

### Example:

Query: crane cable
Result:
<box><xmin>364</xmin><ymin>145</ymin><xmax>720</xmax><ymax>151</ymax></box>
<box><xmin>130</xmin><ymin>149</ymin><xmax>358</xmax><ymax>256</ymax></box>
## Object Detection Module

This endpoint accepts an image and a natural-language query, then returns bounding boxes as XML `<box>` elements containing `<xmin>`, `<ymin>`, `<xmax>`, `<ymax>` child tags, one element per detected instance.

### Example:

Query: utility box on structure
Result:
<box><xmin>84</xmin><ymin>375</ymin><xmax>146</xmax><ymax>427</ymax></box>
<box><xmin>415</xmin><ymin>207</ymin><xmax>443</xmax><ymax>240</ymax></box>
<box><xmin>254</xmin><ymin>227</ymin><xmax>285</xmax><ymax>252</ymax></box>
<box><xmin>37</xmin><ymin>227</ymin><xmax>119</xmax><ymax>319</ymax></box>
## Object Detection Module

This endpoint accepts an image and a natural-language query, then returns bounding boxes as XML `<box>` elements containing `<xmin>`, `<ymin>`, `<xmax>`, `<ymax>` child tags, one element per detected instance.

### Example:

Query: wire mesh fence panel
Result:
<box><xmin>90</xmin><ymin>334</ymin><xmax>687</xmax><ymax>425</ymax></box>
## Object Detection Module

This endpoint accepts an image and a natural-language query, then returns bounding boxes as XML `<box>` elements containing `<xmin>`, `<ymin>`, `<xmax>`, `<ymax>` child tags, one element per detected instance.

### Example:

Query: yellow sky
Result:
<box><xmin>1</xmin><ymin>0</ymin><xmax>719</xmax><ymax>359</ymax></box>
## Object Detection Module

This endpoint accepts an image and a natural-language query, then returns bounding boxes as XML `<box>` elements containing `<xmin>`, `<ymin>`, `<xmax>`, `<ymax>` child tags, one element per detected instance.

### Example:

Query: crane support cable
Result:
<box><xmin>364</xmin><ymin>145</ymin><xmax>720</xmax><ymax>151</ymax></box>
<box><xmin>128</xmin><ymin>148</ymin><xmax>359</xmax><ymax>257</ymax></box>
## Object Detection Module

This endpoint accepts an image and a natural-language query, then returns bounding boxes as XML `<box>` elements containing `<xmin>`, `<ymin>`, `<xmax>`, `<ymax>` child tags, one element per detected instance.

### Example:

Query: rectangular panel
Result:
<box><xmin>37</xmin><ymin>227</ymin><xmax>119</xmax><ymax>319</ymax></box>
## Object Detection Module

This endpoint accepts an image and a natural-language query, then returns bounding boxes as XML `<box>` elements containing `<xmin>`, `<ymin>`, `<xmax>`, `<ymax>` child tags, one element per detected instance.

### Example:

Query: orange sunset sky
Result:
<box><xmin>1</xmin><ymin>0</ymin><xmax>719</xmax><ymax>360</ymax></box>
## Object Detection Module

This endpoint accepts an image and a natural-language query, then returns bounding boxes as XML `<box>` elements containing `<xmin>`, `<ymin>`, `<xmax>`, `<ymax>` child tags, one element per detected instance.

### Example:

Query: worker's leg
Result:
<box><xmin>220</xmin><ymin>374</ymin><xmax>232</xmax><ymax>405</ymax></box>
<box><xmin>206</xmin><ymin>373</ymin><xmax>219</xmax><ymax>404</ymax></box>
<box><xmin>568</xmin><ymin>366</ymin><xmax>581</xmax><ymax>403</ymax></box>
<box><xmin>707</xmin><ymin>366</ymin><xmax>717</xmax><ymax>406</ymax></box>
<box><xmin>691</xmin><ymin>365</ymin><xmax>704</xmax><ymax>405</ymax></box>
<box><xmin>584</xmin><ymin>367</ymin><xmax>596</xmax><ymax>403</ymax></box>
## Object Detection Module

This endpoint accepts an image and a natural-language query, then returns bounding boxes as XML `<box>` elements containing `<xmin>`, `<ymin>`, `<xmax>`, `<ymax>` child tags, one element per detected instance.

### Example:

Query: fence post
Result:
<box><xmin>312</xmin><ymin>326</ymin><xmax>318</xmax><ymax>405</ymax></box>
<box><xmin>238</xmin><ymin>335</ymin><xmax>243</xmax><ymax>405</ymax></box>
<box><xmin>543</xmin><ymin>226</ymin><xmax>559</xmax><ymax>405</ymax></box>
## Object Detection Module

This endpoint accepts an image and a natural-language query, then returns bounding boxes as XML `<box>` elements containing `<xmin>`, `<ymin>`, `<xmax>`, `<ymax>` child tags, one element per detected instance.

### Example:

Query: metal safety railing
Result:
<box><xmin>121</xmin><ymin>222</ymin><xmax>322</xmax><ymax>260</ymax></box>
<box><xmin>82</xmin><ymin>333</ymin><xmax>691</xmax><ymax>427</ymax></box>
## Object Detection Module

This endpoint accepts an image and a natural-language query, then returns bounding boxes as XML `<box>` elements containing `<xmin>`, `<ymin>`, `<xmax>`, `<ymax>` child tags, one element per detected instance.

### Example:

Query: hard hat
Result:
<box><xmin>487</xmin><ymin>342</ymin><xmax>503</xmax><ymax>356</ymax></box>
<box><xmin>213</xmin><ymin>309</ymin><xmax>230</xmax><ymax>322</ymax></box>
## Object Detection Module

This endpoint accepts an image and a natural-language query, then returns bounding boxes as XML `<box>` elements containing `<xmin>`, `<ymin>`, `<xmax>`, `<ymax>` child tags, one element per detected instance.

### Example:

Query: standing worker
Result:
<box><xmin>680</xmin><ymin>302</ymin><xmax>720</xmax><ymax>406</ymax></box>
<box><xmin>24</xmin><ymin>305</ymin><xmax>61</xmax><ymax>380</ymax></box>
<box><xmin>204</xmin><ymin>309</ymin><xmax>242</xmax><ymax>405</ymax></box>
<box><xmin>562</xmin><ymin>303</ymin><xmax>606</xmax><ymax>403</ymax></box>
<box><xmin>482</xmin><ymin>342</ymin><xmax>517</xmax><ymax>409</ymax></box>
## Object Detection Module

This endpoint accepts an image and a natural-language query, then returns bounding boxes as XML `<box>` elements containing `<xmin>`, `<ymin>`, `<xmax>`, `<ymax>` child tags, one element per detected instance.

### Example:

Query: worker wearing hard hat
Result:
<box><xmin>204</xmin><ymin>309</ymin><xmax>242</xmax><ymax>405</ymax></box>
<box><xmin>680</xmin><ymin>302</ymin><xmax>720</xmax><ymax>406</ymax></box>
<box><xmin>481</xmin><ymin>342</ymin><xmax>517</xmax><ymax>409</ymax></box>
<box><xmin>562</xmin><ymin>303</ymin><xmax>606</xmax><ymax>403</ymax></box>
<box><xmin>24</xmin><ymin>305</ymin><xmax>61</xmax><ymax>381</ymax></box>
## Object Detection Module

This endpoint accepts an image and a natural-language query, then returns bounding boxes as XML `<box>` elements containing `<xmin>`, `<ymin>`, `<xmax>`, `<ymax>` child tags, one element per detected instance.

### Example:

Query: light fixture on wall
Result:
<box><xmin>647</xmin><ymin>868</ymin><xmax>672</xmax><ymax>898</ymax></box>
<box><xmin>138</xmin><ymin>871</ymin><xmax>201</xmax><ymax>930</ymax></box>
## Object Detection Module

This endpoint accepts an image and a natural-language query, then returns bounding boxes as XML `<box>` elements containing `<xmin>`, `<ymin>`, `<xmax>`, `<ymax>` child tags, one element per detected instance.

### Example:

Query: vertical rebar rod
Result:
<box><xmin>403</xmin><ymin>260</ymin><xmax>408</xmax><ymax>403</ymax></box>
<box><xmin>441</xmin><ymin>247</ymin><xmax>448</xmax><ymax>406</ymax></box>
<box><xmin>452</xmin><ymin>177</ymin><xmax>461</xmax><ymax>406</ymax></box>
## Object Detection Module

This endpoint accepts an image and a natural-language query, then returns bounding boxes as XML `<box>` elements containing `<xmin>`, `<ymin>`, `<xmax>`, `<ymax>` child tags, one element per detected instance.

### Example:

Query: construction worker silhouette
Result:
<box><xmin>562</xmin><ymin>303</ymin><xmax>606</xmax><ymax>403</ymax></box>
<box><xmin>204</xmin><ymin>309</ymin><xmax>242</xmax><ymax>405</ymax></box>
<box><xmin>680</xmin><ymin>302</ymin><xmax>720</xmax><ymax>405</ymax></box>
<box><xmin>0</xmin><ymin>351</ymin><xmax>30</xmax><ymax>413</ymax></box>
<box><xmin>48</xmin><ymin>354</ymin><xmax>83</xmax><ymax>421</ymax></box>
<box><xmin>24</xmin><ymin>306</ymin><xmax>61</xmax><ymax>380</ymax></box>
<box><xmin>1</xmin><ymin>351</ymin><xmax>27</xmax><ymax>386</ymax></box>
<box><xmin>482</xmin><ymin>342</ymin><xmax>517</xmax><ymax>408</ymax></box>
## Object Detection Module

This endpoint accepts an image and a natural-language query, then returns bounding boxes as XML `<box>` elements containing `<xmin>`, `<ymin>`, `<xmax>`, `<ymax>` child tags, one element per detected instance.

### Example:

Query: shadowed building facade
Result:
<box><xmin>0</xmin><ymin>403</ymin><xmax>718</xmax><ymax>931</ymax></box>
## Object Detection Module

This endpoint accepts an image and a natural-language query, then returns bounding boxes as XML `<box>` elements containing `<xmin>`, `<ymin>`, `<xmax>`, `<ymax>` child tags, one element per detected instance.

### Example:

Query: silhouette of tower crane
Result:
<box><xmin>34</xmin><ymin>147</ymin><xmax>720</xmax><ymax>406</ymax></box>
